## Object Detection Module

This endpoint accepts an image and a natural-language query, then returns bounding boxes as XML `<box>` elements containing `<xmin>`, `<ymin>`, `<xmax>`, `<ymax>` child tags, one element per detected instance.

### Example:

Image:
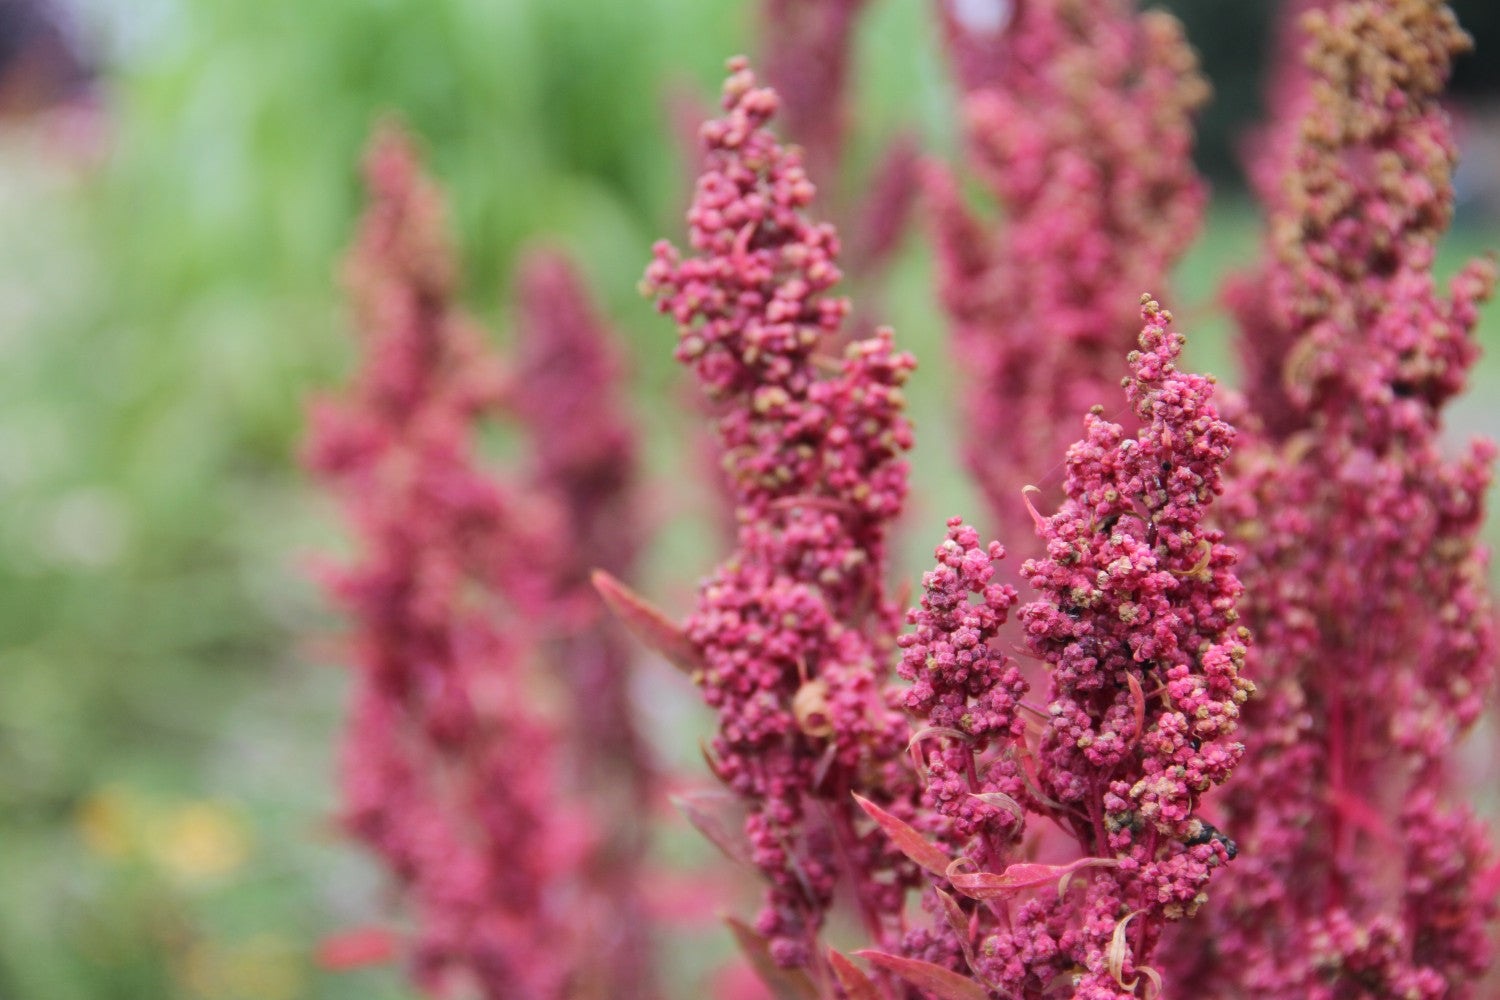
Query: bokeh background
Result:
<box><xmin>1</xmin><ymin>1</ymin><xmax>1497</xmax><ymax>997</ymax></box>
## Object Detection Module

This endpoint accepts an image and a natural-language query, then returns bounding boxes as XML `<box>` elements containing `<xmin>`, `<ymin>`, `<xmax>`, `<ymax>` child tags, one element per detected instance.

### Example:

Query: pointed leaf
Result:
<box><xmin>316</xmin><ymin>926</ymin><xmax>398</xmax><ymax>971</ymax></box>
<box><xmin>700</xmin><ymin>738</ymin><xmax>731</xmax><ymax>783</ymax></box>
<box><xmin>671</xmin><ymin>791</ymin><xmax>751</xmax><ymax>866</ymax></box>
<box><xmin>592</xmin><ymin>570</ymin><xmax>704</xmax><ymax>675</ymax></box>
<box><xmin>1126</xmin><ymin>672</ymin><xmax>1146</xmax><ymax>746</ymax></box>
<box><xmin>827</xmin><ymin>948</ymin><xmax>879</xmax><ymax>1000</ymax></box>
<box><xmin>724</xmin><ymin>917</ymin><xmax>819</xmax><ymax>1000</ymax></box>
<box><xmin>1137</xmin><ymin>964</ymin><xmax>1163</xmax><ymax>1000</ymax></box>
<box><xmin>1107</xmin><ymin>909</ymin><xmax>1144</xmax><ymax>988</ymax></box>
<box><xmin>854</xmin><ymin>951</ymin><xmax>987</xmax><ymax>1000</ymax></box>
<box><xmin>934</xmin><ymin>886</ymin><xmax>968</xmax><ymax>940</ymax></box>
<box><xmin>853</xmin><ymin>794</ymin><xmax>951</xmax><ymax>876</ymax></box>
<box><xmin>1010</xmin><ymin>743</ymin><xmax>1067</xmax><ymax>811</ymax></box>
<box><xmin>946</xmin><ymin>856</ymin><xmax>1120</xmax><ymax>900</ymax></box>
<box><xmin>935</xmin><ymin>887</ymin><xmax>979</xmax><ymax>974</ymax></box>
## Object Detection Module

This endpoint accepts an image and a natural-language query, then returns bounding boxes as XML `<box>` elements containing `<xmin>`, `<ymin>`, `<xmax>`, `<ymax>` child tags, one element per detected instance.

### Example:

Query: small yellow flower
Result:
<box><xmin>150</xmin><ymin>801</ymin><xmax>251</xmax><ymax>883</ymax></box>
<box><xmin>75</xmin><ymin>786</ymin><xmax>134</xmax><ymax>859</ymax></box>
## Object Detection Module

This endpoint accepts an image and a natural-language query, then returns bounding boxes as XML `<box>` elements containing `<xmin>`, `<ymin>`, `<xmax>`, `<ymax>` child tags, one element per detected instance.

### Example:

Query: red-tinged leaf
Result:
<box><xmin>853</xmin><ymin>793</ymin><xmax>951</xmax><ymax>877</ymax></box>
<box><xmin>316</xmin><ymin>926</ymin><xmax>398</xmax><ymax>971</ymax></box>
<box><xmin>592</xmin><ymin>570</ymin><xmax>704</xmax><ymax>675</ymax></box>
<box><xmin>1010</xmin><ymin>743</ymin><xmax>1066</xmax><ymax>811</ymax></box>
<box><xmin>827</xmin><ymin>948</ymin><xmax>879</xmax><ymax>1000</ymax></box>
<box><xmin>934</xmin><ymin>886</ymin><xmax>967</xmax><ymax>939</ymax></box>
<box><xmin>1126</xmin><ymin>672</ymin><xmax>1146</xmax><ymax>746</ymax></box>
<box><xmin>700</xmin><ymin>739</ymin><xmax>731</xmax><ymax>783</ymax></box>
<box><xmin>946</xmin><ymin>856</ymin><xmax>1121</xmax><ymax>900</ymax></box>
<box><xmin>724</xmin><ymin>917</ymin><xmax>819</xmax><ymax>1000</ymax></box>
<box><xmin>671</xmin><ymin>791</ymin><xmax>751</xmax><ymax>865</ymax></box>
<box><xmin>855</xmin><ymin>951</ymin><xmax>988</xmax><ymax>1000</ymax></box>
<box><xmin>935</xmin><ymin>887</ymin><xmax>980</xmax><ymax>974</ymax></box>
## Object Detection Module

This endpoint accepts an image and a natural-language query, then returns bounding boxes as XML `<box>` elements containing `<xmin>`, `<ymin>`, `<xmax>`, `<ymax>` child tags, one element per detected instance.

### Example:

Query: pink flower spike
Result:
<box><xmin>306</xmin><ymin>124</ymin><xmax>595</xmax><ymax>1000</ymax></box>
<box><xmin>931</xmin><ymin>0</ymin><xmax>1209</xmax><ymax>552</ymax></box>
<box><xmin>643</xmin><ymin>58</ymin><xmax>922</xmax><ymax>969</ymax></box>
<box><xmin>1161</xmin><ymin>4</ymin><xmax>1500</xmax><ymax>994</ymax></box>
<box><xmin>894</xmin><ymin>299</ymin><xmax>1248</xmax><ymax>997</ymax></box>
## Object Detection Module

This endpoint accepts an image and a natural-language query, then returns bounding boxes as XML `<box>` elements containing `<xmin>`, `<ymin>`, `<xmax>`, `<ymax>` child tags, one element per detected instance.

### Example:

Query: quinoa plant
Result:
<box><xmin>307</xmin><ymin>126</ymin><xmax>653</xmax><ymax>1000</ymax></box>
<box><xmin>307</xmin><ymin>2</ymin><xmax>1498</xmax><ymax>997</ymax></box>
<box><xmin>930</xmin><ymin>0</ymin><xmax>1209</xmax><ymax>552</ymax></box>
<box><xmin>1163</xmin><ymin>2</ymin><xmax>1499</xmax><ymax>994</ymax></box>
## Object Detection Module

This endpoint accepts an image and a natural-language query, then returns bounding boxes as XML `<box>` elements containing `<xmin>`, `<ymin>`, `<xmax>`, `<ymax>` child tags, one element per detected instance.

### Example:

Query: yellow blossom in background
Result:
<box><xmin>75</xmin><ymin>786</ymin><xmax>135</xmax><ymax>859</ymax></box>
<box><xmin>149</xmin><ymin>801</ymin><xmax>252</xmax><ymax>883</ymax></box>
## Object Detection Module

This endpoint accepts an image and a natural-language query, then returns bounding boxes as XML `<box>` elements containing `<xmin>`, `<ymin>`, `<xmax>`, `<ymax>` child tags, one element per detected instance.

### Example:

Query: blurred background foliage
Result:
<box><xmin>0</xmin><ymin>0</ymin><xmax>1496</xmax><ymax>997</ymax></box>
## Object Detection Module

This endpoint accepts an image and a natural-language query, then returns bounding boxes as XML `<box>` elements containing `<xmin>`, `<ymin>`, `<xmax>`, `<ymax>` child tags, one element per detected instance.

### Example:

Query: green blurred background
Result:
<box><xmin>0</xmin><ymin>1</ymin><xmax>1496</xmax><ymax>997</ymax></box>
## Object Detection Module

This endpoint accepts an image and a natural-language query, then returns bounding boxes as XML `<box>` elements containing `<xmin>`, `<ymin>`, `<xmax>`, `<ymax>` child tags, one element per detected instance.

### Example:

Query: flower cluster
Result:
<box><xmin>1162</xmin><ymin>3</ymin><xmax>1500</xmax><ymax>995</ymax></box>
<box><xmin>303</xmin><ymin>5</ymin><xmax>1500</xmax><ymax>998</ymax></box>
<box><xmin>758</xmin><ymin>0</ymin><xmax>867</xmax><ymax>187</ymax></box>
<box><xmin>896</xmin><ymin>518</ymin><xmax>1028</xmax><ymax>855</ymax></box>
<box><xmin>305</xmin><ymin>126</ymin><xmax>584</xmax><ymax>999</ymax></box>
<box><xmin>929</xmin><ymin>0</ymin><xmax>1209</xmax><ymax>549</ymax></box>
<box><xmin>642</xmin><ymin>58</ymin><xmax>920</xmax><ymax>969</ymax></box>
<box><xmin>874</xmin><ymin>300</ymin><xmax>1249</xmax><ymax>999</ymax></box>
<box><xmin>307</xmin><ymin>128</ymin><xmax>652</xmax><ymax>1000</ymax></box>
<box><xmin>901</xmin><ymin>521</ymin><xmax>1024</xmax><ymax>752</ymax></box>
<box><xmin>680</xmin><ymin>2</ymin><xmax>917</xmax><ymax>559</ymax></box>
<box><xmin>1023</xmin><ymin>299</ymin><xmax>1248</xmax><ymax>843</ymax></box>
<box><xmin>507</xmin><ymin>248</ymin><xmax>655</xmax><ymax>997</ymax></box>
<box><xmin>1221</xmin><ymin>0</ymin><xmax>1334</xmax><ymax>439</ymax></box>
<box><xmin>757</xmin><ymin>0</ymin><xmax>918</xmax><ymax>279</ymax></box>
<box><xmin>511</xmin><ymin>249</ymin><xmax>649</xmax><ymax>801</ymax></box>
